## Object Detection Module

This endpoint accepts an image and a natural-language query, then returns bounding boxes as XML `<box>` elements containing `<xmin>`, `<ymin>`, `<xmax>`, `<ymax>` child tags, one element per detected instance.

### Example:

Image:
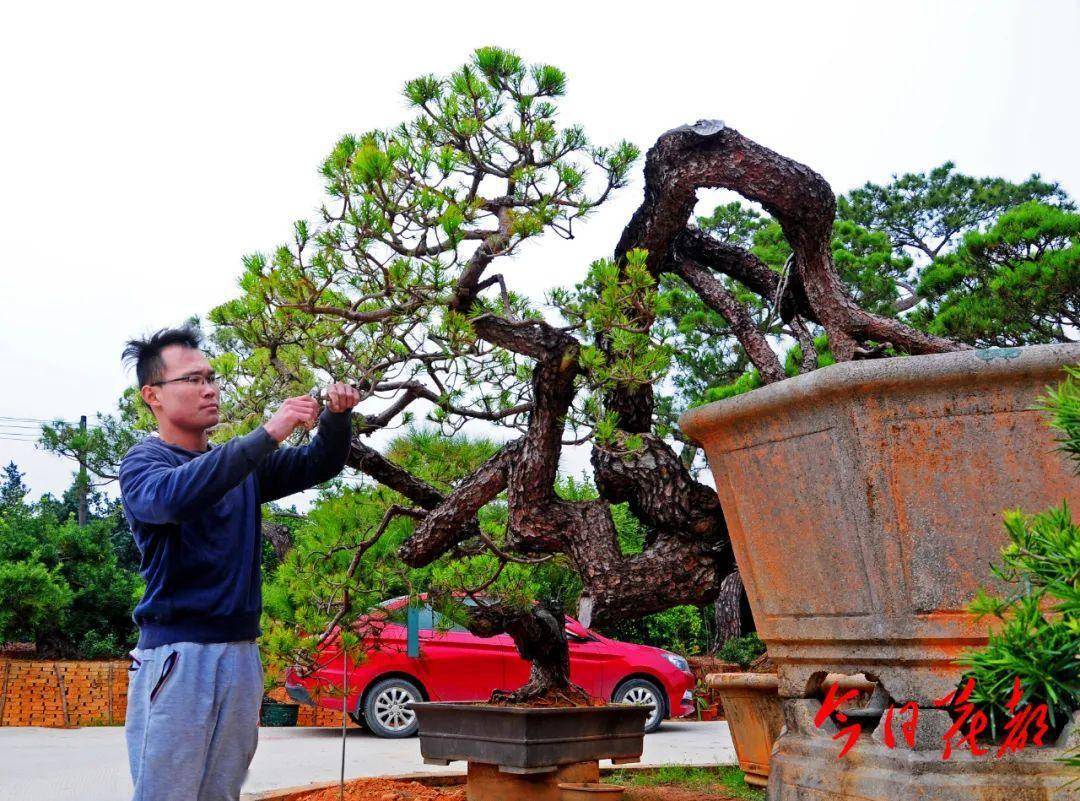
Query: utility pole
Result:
<box><xmin>77</xmin><ymin>414</ymin><xmax>88</xmax><ymax>527</ymax></box>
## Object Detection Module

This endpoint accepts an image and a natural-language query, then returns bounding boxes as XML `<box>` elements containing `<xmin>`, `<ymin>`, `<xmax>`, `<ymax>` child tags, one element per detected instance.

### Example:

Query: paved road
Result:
<box><xmin>0</xmin><ymin>720</ymin><xmax>734</xmax><ymax>800</ymax></box>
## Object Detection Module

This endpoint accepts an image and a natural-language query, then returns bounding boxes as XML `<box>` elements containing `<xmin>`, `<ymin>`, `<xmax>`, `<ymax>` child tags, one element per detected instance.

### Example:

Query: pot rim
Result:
<box><xmin>407</xmin><ymin>701</ymin><xmax>652</xmax><ymax>715</ymax></box>
<box><xmin>679</xmin><ymin>342</ymin><xmax>1080</xmax><ymax>441</ymax></box>
<box><xmin>705</xmin><ymin>672</ymin><xmax>779</xmax><ymax>690</ymax></box>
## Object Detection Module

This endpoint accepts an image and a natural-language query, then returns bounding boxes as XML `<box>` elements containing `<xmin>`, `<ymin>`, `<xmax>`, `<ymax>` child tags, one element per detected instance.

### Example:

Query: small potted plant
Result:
<box><xmin>693</xmin><ymin>680</ymin><xmax>722</xmax><ymax>722</ymax></box>
<box><xmin>704</xmin><ymin>634</ymin><xmax>780</xmax><ymax>787</ymax></box>
<box><xmin>259</xmin><ymin>672</ymin><xmax>299</xmax><ymax>727</ymax></box>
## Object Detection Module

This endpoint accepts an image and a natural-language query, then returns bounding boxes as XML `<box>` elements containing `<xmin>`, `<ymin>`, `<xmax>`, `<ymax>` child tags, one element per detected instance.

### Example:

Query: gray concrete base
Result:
<box><xmin>769</xmin><ymin>699</ymin><xmax>1080</xmax><ymax>800</ymax></box>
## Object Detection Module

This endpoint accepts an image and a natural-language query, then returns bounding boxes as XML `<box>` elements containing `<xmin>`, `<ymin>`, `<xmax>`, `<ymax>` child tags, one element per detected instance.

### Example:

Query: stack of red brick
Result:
<box><xmin>0</xmin><ymin>658</ymin><xmax>129</xmax><ymax>727</ymax></box>
<box><xmin>0</xmin><ymin>657</ymin><xmax>354</xmax><ymax>728</ymax></box>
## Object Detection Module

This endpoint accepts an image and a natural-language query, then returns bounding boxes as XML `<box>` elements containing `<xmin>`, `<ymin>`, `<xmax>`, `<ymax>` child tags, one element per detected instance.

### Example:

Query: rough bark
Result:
<box><xmin>347</xmin><ymin>439</ymin><xmax>445</xmax><ymax>510</ymax></box>
<box><xmin>616</xmin><ymin>121</ymin><xmax>962</xmax><ymax>365</ymax></box>
<box><xmin>672</xmin><ymin>258</ymin><xmax>787</xmax><ymax>383</ymax></box>
<box><xmin>714</xmin><ymin>569</ymin><xmax>746</xmax><ymax>646</ymax></box>
<box><xmin>673</xmin><ymin>228</ymin><xmax>813</xmax><ymax>322</ymax></box>
<box><xmin>591</xmin><ymin>432</ymin><xmax>726</xmax><ymax>544</ymax></box>
<box><xmin>263</xmin><ymin>522</ymin><xmax>293</xmax><ymax>563</ymax></box>
<box><xmin>398</xmin><ymin>442</ymin><xmax>517</xmax><ymax>565</ymax></box>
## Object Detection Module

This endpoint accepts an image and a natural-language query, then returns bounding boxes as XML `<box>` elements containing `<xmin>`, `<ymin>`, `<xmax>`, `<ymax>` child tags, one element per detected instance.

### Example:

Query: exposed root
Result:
<box><xmin>488</xmin><ymin>681</ymin><xmax>603</xmax><ymax>708</ymax></box>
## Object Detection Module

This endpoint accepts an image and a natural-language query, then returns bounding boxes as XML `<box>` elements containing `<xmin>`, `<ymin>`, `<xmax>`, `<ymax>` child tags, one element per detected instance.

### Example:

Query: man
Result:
<box><xmin>117</xmin><ymin>326</ymin><xmax>359</xmax><ymax>801</ymax></box>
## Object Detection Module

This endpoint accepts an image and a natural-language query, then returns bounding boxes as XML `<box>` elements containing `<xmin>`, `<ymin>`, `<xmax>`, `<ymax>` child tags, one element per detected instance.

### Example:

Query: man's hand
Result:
<box><xmin>263</xmin><ymin>396</ymin><xmax>321</xmax><ymax>443</ymax></box>
<box><xmin>325</xmin><ymin>382</ymin><xmax>360</xmax><ymax>413</ymax></box>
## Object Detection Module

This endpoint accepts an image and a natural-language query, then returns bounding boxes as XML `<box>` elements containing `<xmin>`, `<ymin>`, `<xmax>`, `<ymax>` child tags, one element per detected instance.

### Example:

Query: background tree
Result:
<box><xmin>37</xmin><ymin>389</ymin><xmax>145</xmax><ymax>486</ymax></box>
<box><xmin>0</xmin><ymin>463</ymin><xmax>142</xmax><ymax>657</ymax></box>
<box><xmin>838</xmin><ymin>161</ymin><xmax>1071</xmax><ymax>264</ymax></box>
<box><xmin>914</xmin><ymin>202</ymin><xmax>1080</xmax><ymax>344</ymax></box>
<box><xmin>34</xmin><ymin>387</ymin><xmax>147</xmax><ymax>527</ymax></box>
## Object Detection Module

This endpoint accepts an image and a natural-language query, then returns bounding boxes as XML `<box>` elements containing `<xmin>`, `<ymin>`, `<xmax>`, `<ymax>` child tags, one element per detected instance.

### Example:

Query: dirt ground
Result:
<box><xmin>302</xmin><ymin>778</ymin><xmax>466</xmax><ymax>801</ymax></box>
<box><xmin>299</xmin><ymin>777</ymin><xmax>747</xmax><ymax>800</ymax></box>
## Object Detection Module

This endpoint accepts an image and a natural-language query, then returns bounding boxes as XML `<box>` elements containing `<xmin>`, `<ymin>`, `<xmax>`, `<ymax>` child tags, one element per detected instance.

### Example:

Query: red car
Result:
<box><xmin>284</xmin><ymin>596</ymin><xmax>696</xmax><ymax>738</ymax></box>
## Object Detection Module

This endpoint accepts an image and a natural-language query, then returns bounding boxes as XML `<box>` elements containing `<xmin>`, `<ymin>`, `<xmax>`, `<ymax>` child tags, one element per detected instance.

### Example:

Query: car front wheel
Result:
<box><xmin>613</xmin><ymin>678</ymin><xmax>666</xmax><ymax>733</ymax></box>
<box><xmin>362</xmin><ymin>677</ymin><xmax>423</xmax><ymax>738</ymax></box>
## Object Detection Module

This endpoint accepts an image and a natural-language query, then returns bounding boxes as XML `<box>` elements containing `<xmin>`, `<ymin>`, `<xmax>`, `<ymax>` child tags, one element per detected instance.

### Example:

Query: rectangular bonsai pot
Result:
<box><xmin>408</xmin><ymin>702</ymin><xmax>650</xmax><ymax>771</ymax></box>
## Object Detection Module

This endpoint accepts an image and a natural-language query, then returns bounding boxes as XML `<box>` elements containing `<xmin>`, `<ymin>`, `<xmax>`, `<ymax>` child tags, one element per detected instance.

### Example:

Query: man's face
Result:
<box><xmin>141</xmin><ymin>344</ymin><xmax>220</xmax><ymax>431</ymax></box>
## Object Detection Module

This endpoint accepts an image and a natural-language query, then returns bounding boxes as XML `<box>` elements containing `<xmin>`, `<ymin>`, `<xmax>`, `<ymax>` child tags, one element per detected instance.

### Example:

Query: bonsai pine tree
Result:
<box><xmin>207</xmin><ymin>47</ymin><xmax>981</xmax><ymax>702</ymax></box>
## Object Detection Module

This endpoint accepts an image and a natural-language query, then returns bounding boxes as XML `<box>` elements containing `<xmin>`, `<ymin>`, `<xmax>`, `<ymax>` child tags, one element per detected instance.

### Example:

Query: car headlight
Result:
<box><xmin>662</xmin><ymin>653</ymin><xmax>689</xmax><ymax>672</ymax></box>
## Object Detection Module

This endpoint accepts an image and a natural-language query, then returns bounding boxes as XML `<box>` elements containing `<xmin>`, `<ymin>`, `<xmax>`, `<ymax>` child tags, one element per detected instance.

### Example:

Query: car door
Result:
<box><xmin>565</xmin><ymin>617</ymin><xmax>608</xmax><ymax>697</ymax></box>
<box><xmin>496</xmin><ymin>632</ymin><xmax>531</xmax><ymax>691</ymax></box>
<box><xmin>414</xmin><ymin>604</ymin><xmax>508</xmax><ymax>701</ymax></box>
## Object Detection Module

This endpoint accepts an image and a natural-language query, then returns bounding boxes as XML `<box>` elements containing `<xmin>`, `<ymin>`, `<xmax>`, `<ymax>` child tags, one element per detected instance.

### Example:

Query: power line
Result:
<box><xmin>0</xmin><ymin>415</ymin><xmax>101</xmax><ymax>428</ymax></box>
<box><xmin>0</xmin><ymin>428</ymin><xmax>103</xmax><ymax>440</ymax></box>
<box><xmin>0</xmin><ymin>420</ymin><xmax>102</xmax><ymax>432</ymax></box>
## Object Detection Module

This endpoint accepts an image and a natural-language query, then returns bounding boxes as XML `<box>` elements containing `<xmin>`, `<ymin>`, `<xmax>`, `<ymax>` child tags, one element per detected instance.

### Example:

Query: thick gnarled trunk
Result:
<box><xmin>464</xmin><ymin>599</ymin><xmax>591</xmax><ymax>705</ymax></box>
<box><xmin>713</xmin><ymin>569</ymin><xmax>752</xmax><ymax>648</ymax></box>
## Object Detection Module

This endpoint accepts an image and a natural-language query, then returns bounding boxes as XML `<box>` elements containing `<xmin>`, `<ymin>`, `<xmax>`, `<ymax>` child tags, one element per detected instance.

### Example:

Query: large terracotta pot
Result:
<box><xmin>680</xmin><ymin>343</ymin><xmax>1080</xmax><ymax>706</ymax></box>
<box><xmin>706</xmin><ymin>672</ymin><xmax>783</xmax><ymax>787</ymax></box>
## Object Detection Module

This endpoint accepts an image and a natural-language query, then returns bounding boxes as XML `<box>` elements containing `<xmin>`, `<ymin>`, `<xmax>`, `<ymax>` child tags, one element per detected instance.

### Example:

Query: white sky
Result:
<box><xmin>2</xmin><ymin>0</ymin><xmax>1078</xmax><ymax>508</ymax></box>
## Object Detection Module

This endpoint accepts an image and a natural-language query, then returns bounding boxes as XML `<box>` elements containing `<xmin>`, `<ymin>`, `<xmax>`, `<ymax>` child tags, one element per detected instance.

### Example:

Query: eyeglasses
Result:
<box><xmin>150</xmin><ymin>373</ymin><xmax>219</xmax><ymax>388</ymax></box>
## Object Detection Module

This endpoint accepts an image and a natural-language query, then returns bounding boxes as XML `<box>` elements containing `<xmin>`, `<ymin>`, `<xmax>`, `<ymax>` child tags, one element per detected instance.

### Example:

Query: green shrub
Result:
<box><xmin>595</xmin><ymin>605</ymin><xmax>712</xmax><ymax>656</ymax></box>
<box><xmin>0</xmin><ymin>559</ymin><xmax>73</xmax><ymax>640</ymax></box>
<box><xmin>958</xmin><ymin>365</ymin><xmax>1080</xmax><ymax>744</ymax></box>
<box><xmin>0</xmin><ymin>464</ymin><xmax>139</xmax><ymax>657</ymax></box>
<box><xmin>715</xmin><ymin>632</ymin><xmax>766</xmax><ymax>669</ymax></box>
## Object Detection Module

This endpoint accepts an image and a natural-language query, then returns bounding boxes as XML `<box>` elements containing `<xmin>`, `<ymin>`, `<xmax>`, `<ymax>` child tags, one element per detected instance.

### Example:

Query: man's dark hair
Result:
<box><xmin>122</xmin><ymin>326</ymin><xmax>204</xmax><ymax>389</ymax></box>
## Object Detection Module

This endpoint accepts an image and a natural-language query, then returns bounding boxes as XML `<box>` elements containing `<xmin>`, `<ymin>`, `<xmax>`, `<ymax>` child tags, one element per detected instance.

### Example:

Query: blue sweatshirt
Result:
<box><xmin>118</xmin><ymin>408</ymin><xmax>353</xmax><ymax>649</ymax></box>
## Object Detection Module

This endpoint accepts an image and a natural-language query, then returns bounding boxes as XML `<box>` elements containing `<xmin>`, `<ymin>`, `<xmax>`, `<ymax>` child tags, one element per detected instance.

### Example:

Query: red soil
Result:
<box><xmin>298</xmin><ymin>778</ymin><xmax>744</xmax><ymax>800</ymax></box>
<box><xmin>301</xmin><ymin>778</ymin><xmax>466</xmax><ymax>801</ymax></box>
<box><xmin>486</xmin><ymin>683</ymin><xmax>605</xmax><ymax>708</ymax></box>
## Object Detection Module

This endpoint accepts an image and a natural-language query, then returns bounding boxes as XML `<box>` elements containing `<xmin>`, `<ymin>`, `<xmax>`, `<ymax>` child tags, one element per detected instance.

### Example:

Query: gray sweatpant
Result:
<box><xmin>125</xmin><ymin>640</ymin><xmax>263</xmax><ymax>801</ymax></box>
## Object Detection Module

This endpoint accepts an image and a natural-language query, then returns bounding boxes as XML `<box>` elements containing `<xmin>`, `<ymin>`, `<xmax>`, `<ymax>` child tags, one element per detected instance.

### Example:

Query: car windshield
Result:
<box><xmin>375</xmin><ymin>596</ymin><xmax>594</xmax><ymax>637</ymax></box>
<box><xmin>382</xmin><ymin>600</ymin><xmax>469</xmax><ymax>632</ymax></box>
